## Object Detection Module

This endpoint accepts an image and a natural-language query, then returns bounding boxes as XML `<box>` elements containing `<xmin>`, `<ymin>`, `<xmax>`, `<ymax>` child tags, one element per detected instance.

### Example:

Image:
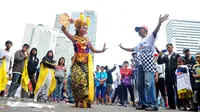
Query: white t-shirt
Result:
<box><xmin>0</xmin><ymin>49</ymin><xmax>13</xmax><ymax>73</ymax></box>
<box><xmin>114</xmin><ymin>72</ymin><xmax>122</xmax><ymax>88</ymax></box>
<box><xmin>133</xmin><ymin>33</ymin><xmax>156</xmax><ymax>54</ymax></box>
<box><xmin>175</xmin><ymin>65</ymin><xmax>192</xmax><ymax>92</ymax></box>
<box><xmin>156</xmin><ymin>64</ymin><xmax>165</xmax><ymax>78</ymax></box>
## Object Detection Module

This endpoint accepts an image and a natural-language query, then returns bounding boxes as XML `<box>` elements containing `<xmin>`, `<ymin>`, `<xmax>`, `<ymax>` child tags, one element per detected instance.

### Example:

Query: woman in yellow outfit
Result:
<box><xmin>60</xmin><ymin>13</ymin><xmax>107</xmax><ymax>108</ymax></box>
<box><xmin>34</xmin><ymin>50</ymin><xmax>56</xmax><ymax>102</ymax></box>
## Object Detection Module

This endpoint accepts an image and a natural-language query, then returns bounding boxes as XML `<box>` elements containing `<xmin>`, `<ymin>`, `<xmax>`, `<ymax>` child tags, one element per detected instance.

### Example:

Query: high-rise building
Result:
<box><xmin>54</xmin><ymin>32</ymin><xmax>74</xmax><ymax>71</ymax></box>
<box><xmin>22</xmin><ymin>23</ymin><xmax>58</xmax><ymax>62</ymax></box>
<box><xmin>166</xmin><ymin>20</ymin><xmax>200</xmax><ymax>56</ymax></box>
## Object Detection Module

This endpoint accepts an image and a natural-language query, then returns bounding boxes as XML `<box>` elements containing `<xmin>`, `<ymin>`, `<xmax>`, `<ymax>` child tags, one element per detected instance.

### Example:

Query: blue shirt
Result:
<box><xmin>95</xmin><ymin>72</ymin><xmax>107</xmax><ymax>87</ymax></box>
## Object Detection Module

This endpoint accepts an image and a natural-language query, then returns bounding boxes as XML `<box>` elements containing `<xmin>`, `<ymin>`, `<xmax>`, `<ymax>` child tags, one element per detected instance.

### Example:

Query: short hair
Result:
<box><xmin>105</xmin><ymin>66</ymin><xmax>108</xmax><ymax>70</ymax></box>
<box><xmin>123</xmin><ymin>61</ymin><xmax>129</xmax><ymax>64</ymax></box>
<box><xmin>5</xmin><ymin>40</ymin><xmax>13</xmax><ymax>45</ymax></box>
<box><xmin>166</xmin><ymin>43</ymin><xmax>173</xmax><ymax>47</ymax></box>
<box><xmin>196</xmin><ymin>53</ymin><xmax>200</xmax><ymax>58</ymax></box>
<box><xmin>96</xmin><ymin>65</ymin><xmax>100</xmax><ymax>67</ymax></box>
<box><xmin>101</xmin><ymin>66</ymin><xmax>104</xmax><ymax>68</ymax></box>
<box><xmin>177</xmin><ymin>57</ymin><xmax>185</xmax><ymax>64</ymax></box>
<box><xmin>23</xmin><ymin>43</ymin><xmax>30</xmax><ymax>48</ymax></box>
<box><xmin>196</xmin><ymin>52</ymin><xmax>200</xmax><ymax>55</ymax></box>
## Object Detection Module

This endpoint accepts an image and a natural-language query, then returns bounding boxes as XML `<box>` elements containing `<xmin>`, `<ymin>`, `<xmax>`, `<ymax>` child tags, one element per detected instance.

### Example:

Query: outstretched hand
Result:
<box><xmin>159</xmin><ymin>14</ymin><xmax>169</xmax><ymax>24</ymax></box>
<box><xmin>102</xmin><ymin>43</ymin><xmax>108</xmax><ymax>52</ymax></box>
<box><xmin>119</xmin><ymin>43</ymin><xmax>123</xmax><ymax>49</ymax></box>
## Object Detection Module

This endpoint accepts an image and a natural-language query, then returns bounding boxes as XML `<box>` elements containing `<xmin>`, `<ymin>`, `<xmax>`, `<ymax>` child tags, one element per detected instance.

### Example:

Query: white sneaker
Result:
<box><xmin>7</xmin><ymin>97</ymin><xmax>14</xmax><ymax>100</ymax></box>
<box><xmin>33</xmin><ymin>98</ymin><xmax>37</xmax><ymax>102</ymax></box>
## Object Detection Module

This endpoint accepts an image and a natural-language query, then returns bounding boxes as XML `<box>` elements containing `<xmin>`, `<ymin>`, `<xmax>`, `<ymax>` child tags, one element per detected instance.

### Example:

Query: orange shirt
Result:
<box><xmin>120</xmin><ymin>68</ymin><xmax>133</xmax><ymax>77</ymax></box>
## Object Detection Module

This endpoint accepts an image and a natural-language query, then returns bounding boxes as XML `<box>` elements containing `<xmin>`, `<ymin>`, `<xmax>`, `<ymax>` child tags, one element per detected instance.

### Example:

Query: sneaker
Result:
<box><xmin>198</xmin><ymin>106</ymin><xmax>200</xmax><ymax>111</ymax></box>
<box><xmin>33</xmin><ymin>98</ymin><xmax>37</xmax><ymax>102</ymax></box>
<box><xmin>7</xmin><ymin>97</ymin><xmax>14</xmax><ymax>100</ymax></box>
<box><xmin>145</xmin><ymin>107</ymin><xmax>158</xmax><ymax>111</ymax></box>
<box><xmin>136</xmin><ymin>105</ymin><xmax>146</xmax><ymax>110</ymax></box>
<box><xmin>52</xmin><ymin>100</ymin><xmax>56</xmax><ymax>102</ymax></box>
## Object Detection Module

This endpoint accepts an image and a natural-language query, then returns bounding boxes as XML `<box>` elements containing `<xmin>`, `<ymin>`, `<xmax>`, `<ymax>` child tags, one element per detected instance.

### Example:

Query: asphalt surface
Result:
<box><xmin>0</xmin><ymin>98</ymin><xmax>187</xmax><ymax>112</ymax></box>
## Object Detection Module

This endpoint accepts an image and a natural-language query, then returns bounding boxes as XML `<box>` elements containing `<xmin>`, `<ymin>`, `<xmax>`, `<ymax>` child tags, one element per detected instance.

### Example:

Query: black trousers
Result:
<box><xmin>165</xmin><ymin>75</ymin><xmax>181</xmax><ymax>109</ymax></box>
<box><xmin>7</xmin><ymin>73</ymin><xmax>28</xmax><ymax>98</ymax></box>
<box><xmin>28</xmin><ymin>73</ymin><xmax>36</xmax><ymax>96</ymax></box>
<box><xmin>112</xmin><ymin>85</ymin><xmax>123</xmax><ymax>103</ymax></box>
<box><xmin>121</xmin><ymin>83</ymin><xmax>134</xmax><ymax>103</ymax></box>
<box><xmin>156</xmin><ymin>78</ymin><xmax>166</xmax><ymax>97</ymax></box>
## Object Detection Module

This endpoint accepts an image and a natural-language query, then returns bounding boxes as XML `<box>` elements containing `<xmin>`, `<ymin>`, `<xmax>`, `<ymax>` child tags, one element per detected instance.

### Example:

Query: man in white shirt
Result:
<box><xmin>119</xmin><ymin>14</ymin><xmax>169</xmax><ymax>111</ymax></box>
<box><xmin>0</xmin><ymin>40</ymin><xmax>13</xmax><ymax>97</ymax></box>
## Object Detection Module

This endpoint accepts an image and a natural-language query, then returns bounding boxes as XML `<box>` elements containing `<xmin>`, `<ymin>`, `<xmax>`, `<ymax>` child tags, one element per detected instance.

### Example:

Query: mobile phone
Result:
<box><xmin>161</xmin><ymin>49</ymin><xmax>167</xmax><ymax>53</ymax></box>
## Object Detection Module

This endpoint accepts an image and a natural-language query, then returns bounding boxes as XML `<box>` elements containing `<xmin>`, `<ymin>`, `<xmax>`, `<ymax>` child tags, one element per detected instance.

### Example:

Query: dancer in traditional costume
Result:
<box><xmin>34</xmin><ymin>50</ymin><xmax>56</xmax><ymax>102</ymax></box>
<box><xmin>60</xmin><ymin>13</ymin><xmax>107</xmax><ymax>108</ymax></box>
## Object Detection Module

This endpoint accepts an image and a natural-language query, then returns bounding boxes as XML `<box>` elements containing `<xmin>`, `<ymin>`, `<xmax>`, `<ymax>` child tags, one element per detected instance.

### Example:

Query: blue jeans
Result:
<box><xmin>137</xmin><ymin>65</ymin><xmax>147</xmax><ymax>106</ymax></box>
<box><xmin>95</xmin><ymin>86</ymin><xmax>106</xmax><ymax>98</ymax></box>
<box><xmin>145</xmin><ymin>72</ymin><xmax>157</xmax><ymax>107</ymax></box>
<box><xmin>7</xmin><ymin>73</ymin><xmax>22</xmax><ymax>98</ymax></box>
<box><xmin>53</xmin><ymin>77</ymin><xmax>64</xmax><ymax>100</ymax></box>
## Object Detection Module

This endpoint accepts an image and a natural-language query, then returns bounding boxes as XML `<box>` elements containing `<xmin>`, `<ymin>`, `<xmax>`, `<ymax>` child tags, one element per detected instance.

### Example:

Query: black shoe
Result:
<box><xmin>145</xmin><ymin>107</ymin><xmax>158</xmax><ymax>111</ymax></box>
<box><xmin>136</xmin><ymin>105</ymin><xmax>146</xmax><ymax>110</ymax></box>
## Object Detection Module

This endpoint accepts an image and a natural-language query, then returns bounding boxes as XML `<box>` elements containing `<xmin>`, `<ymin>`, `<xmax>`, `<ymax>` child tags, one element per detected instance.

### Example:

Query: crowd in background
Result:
<box><xmin>0</xmin><ymin>39</ymin><xmax>200</xmax><ymax>111</ymax></box>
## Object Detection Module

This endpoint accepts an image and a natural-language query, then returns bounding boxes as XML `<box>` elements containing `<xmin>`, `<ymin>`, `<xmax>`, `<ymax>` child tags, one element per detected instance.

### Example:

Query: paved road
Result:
<box><xmin>0</xmin><ymin>99</ymin><xmax>184</xmax><ymax>112</ymax></box>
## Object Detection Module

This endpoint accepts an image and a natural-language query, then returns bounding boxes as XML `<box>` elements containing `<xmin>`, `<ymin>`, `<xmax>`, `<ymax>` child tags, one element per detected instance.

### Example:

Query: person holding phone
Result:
<box><xmin>157</xmin><ymin>43</ymin><xmax>181</xmax><ymax>109</ymax></box>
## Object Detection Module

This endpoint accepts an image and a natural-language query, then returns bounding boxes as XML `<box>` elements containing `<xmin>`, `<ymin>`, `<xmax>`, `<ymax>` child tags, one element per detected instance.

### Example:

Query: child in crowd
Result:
<box><xmin>176</xmin><ymin>57</ymin><xmax>194</xmax><ymax>111</ymax></box>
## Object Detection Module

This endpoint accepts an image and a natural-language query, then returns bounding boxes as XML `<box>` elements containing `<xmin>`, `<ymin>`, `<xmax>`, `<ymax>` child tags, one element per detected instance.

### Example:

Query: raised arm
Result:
<box><xmin>119</xmin><ymin>43</ymin><xmax>134</xmax><ymax>52</ymax></box>
<box><xmin>157</xmin><ymin>52</ymin><xmax>167</xmax><ymax>64</ymax></box>
<box><xmin>90</xmin><ymin>42</ymin><xmax>107</xmax><ymax>53</ymax></box>
<box><xmin>153</xmin><ymin>14</ymin><xmax>169</xmax><ymax>38</ymax></box>
<box><xmin>61</xmin><ymin>25</ymin><xmax>75</xmax><ymax>42</ymax></box>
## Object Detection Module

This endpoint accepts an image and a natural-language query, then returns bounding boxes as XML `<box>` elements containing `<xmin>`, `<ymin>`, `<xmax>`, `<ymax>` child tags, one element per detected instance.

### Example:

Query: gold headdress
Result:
<box><xmin>74</xmin><ymin>13</ymin><xmax>90</xmax><ymax>29</ymax></box>
<box><xmin>59</xmin><ymin>13</ymin><xmax>90</xmax><ymax>29</ymax></box>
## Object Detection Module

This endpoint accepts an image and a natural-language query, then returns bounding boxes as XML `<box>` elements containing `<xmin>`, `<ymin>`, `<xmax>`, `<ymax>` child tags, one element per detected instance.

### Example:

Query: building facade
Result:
<box><xmin>166</xmin><ymin>20</ymin><xmax>200</xmax><ymax>56</ymax></box>
<box><xmin>54</xmin><ymin>32</ymin><xmax>74</xmax><ymax>71</ymax></box>
<box><xmin>22</xmin><ymin>23</ymin><xmax>58</xmax><ymax>62</ymax></box>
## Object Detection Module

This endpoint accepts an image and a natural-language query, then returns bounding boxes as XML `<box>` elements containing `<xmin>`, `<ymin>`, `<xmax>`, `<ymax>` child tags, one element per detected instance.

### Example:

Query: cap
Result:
<box><xmin>118</xmin><ymin>65</ymin><xmax>123</xmax><ymax>68</ymax></box>
<box><xmin>154</xmin><ymin>53</ymin><xmax>159</xmax><ymax>57</ymax></box>
<box><xmin>183</xmin><ymin>48</ymin><xmax>190</xmax><ymax>52</ymax></box>
<box><xmin>135</xmin><ymin>25</ymin><xmax>148</xmax><ymax>32</ymax></box>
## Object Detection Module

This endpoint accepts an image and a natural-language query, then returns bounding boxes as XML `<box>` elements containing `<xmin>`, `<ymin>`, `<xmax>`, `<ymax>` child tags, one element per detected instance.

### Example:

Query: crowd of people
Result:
<box><xmin>0</xmin><ymin>12</ymin><xmax>200</xmax><ymax>112</ymax></box>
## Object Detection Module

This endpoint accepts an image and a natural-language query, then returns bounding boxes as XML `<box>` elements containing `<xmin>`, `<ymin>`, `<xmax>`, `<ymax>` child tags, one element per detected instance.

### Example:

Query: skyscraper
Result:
<box><xmin>166</xmin><ymin>20</ymin><xmax>200</xmax><ymax>56</ymax></box>
<box><xmin>54</xmin><ymin>32</ymin><xmax>74</xmax><ymax>71</ymax></box>
<box><xmin>22</xmin><ymin>23</ymin><xmax>58</xmax><ymax>62</ymax></box>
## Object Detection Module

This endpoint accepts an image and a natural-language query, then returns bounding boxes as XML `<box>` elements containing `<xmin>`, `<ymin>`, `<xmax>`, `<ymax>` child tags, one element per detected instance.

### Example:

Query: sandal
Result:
<box><xmin>79</xmin><ymin>100</ymin><xmax>84</xmax><ymax>108</ymax></box>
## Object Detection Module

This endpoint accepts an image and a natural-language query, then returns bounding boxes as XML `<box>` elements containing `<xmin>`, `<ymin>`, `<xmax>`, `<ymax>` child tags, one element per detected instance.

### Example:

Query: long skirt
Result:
<box><xmin>71</xmin><ymin>62</ymin><xmax>89</xmax><ymax>102</ymax></box>
<box><xmin>34</xmin><ymin>70</ymin><xmax>53</xmax><ymax>101</ymax></box>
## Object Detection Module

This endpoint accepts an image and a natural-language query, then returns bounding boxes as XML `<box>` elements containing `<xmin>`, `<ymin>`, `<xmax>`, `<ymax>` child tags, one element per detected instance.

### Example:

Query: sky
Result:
<box><xmin>0</xmin><ymin>0</ymin><xmax>200</xmax><ymax>68</ymax></box>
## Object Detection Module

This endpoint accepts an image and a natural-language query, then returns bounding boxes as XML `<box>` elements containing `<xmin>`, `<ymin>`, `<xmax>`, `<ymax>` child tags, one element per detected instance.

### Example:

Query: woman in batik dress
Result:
<box><xmin>60</xmin><ymin>13</ymin><xmax>107</xmax><ymax>108</ymax></box>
